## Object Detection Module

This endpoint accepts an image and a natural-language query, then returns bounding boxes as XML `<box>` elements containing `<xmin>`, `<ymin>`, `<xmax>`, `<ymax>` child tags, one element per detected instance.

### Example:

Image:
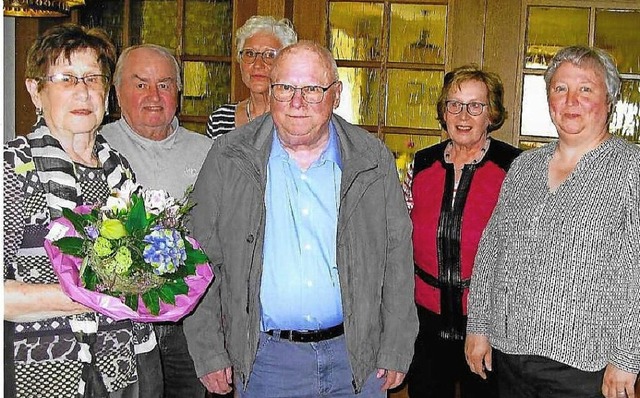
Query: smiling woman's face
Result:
<box><xmin>239</xmin><ymin>31</ymin><xmax>283</xmax><ymax>95</ymax></box>
<box><xmin>443</xmin><ymin>79</ymin><xmax>491</xmax><ymax>150</ymax></box>
<box><xmin>26</xmin><ymin>48</ymin><xmax>107</xmax><ymax>140</ymax></box>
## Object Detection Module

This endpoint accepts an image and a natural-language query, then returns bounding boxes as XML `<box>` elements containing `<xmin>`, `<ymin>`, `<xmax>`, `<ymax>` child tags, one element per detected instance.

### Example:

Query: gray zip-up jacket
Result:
<box><xmin>183</xmin><ymin>113</ymin><xmax>418</xmax><ymax>392</ymax></box>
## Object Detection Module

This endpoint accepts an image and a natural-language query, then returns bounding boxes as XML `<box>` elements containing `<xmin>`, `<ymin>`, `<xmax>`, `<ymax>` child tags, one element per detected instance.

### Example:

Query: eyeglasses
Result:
<box><xmin>445</xmin><ymin>100</ymin><xmax>487</xmax><ymax>116</ymax></box>
<box><xmin>40</xmin><ymin>73</ymin><xmax>109</xmax><ymax>90</ymax></box>
<box><xmin>239</xmin><ymin>49</ymin><xmax>278</xmax><ymax>65</ymax></box>
<box><xmin>271</xmin><ymin>81</ymin><xmax>339</xmax><ymax>104</ymax></box>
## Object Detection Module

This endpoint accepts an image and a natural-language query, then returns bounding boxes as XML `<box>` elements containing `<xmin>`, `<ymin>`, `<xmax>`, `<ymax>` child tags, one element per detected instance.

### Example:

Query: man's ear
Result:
<box><xmin>25</xmin><ymin>79</ymin><xmax>43</xmax><ymax>110</ymax></box>
<box><xmin>333</xmin><ymin>81</ymin><xmax>343</xmax><ymax>109</ymax></box>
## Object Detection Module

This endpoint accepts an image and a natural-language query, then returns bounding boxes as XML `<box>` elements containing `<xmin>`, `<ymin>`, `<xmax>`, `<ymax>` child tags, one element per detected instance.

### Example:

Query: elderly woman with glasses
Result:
<box><xmin>205</xmin><ymin>15</ymin><xmax>297</xmax><ymax>139</ymax></box>
<box><xmin>405</xmin><ymin>64</ymin><xmax>521</xmax><ymax>398</ymax></box>
<box><xmin>4</xmin><ymin>24</ymin><xmax>146</xmax><ymax>397</ymax></box>
<box><xmin>465</xmin><ymin>46</ymin><xmax>640</xmax><ymax>398</ymax></box>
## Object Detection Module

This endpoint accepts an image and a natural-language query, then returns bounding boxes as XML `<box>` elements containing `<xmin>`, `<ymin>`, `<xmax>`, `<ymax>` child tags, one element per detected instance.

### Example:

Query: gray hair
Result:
<box><xmin>271</xmin><ymin>40</ymin><xmax>339</xmax><ymax>83</ymax></box>
<box><xmin>113</xmin><ymin>44</ymin><xmax>182</xmax><ymax>91</ymax></box>
<box><xmin>235</xmin><ymin>15</ymin><xmax>298</xmax><ymax>62</ymax></box>
<box><xmin>544</xmin><ymin>45</ymin><xmax>621</xmax><ymax>105</ymax></box>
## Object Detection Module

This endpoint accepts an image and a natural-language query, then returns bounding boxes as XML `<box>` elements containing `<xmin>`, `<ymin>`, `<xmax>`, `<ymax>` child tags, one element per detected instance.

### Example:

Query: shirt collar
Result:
<box><xmin>270</xmin><ymin>121</ymin><xmax>342</xmax><ymax>169</ymax></box>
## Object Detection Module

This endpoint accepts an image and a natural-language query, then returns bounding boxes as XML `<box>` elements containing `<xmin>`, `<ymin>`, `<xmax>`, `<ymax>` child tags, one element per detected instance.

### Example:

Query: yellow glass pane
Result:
<box><xmin>385</xmin><ymin>133</ymin><xmax>441</xmax><ymax>181</ymax></box>
<box><xmin>181</xmin><ymin>122</ymin><xmax>207</xmax><ymax>135</ymax></box>
<box><xmin>386</xmin><ymin>69</ymin><xmax>443</xmax><ymax>130</ymax></box>
<box><xmin>611</xmin><ymin>79</ymin><xmax>640</xmax><ymax>142</ymax></box>
<box><xmin>131</xmin><ymin>0</ymin><xmax>178</xmax><ymax>49</ymax></box>
<box><xmin>329</xmin><ymin>2</ymin><xmax>384</xmax><ymax>61</ymax></box>
<box><xmin>520</xmin><ymin>74</ymin><xmax>556</xmax><ymax>137</ymax></box>
<box><xmin>518</xmin><ymin>141</ymin><xmax>546</xmax><ymax>151</ymax></box>
<box><xmin>526</xmin><ymin>7</ymin><xmax>589</xmax><ymax>69</ymax></box>
<box><xmin>389</xmin><ymin>4</ymin><xmax>447</xmax><ymax>64</ymax></box>
<box><xmin>80</xmin><ymin>1</ymin><xmax>125</xmax><ymax>52</ymax></box>
<box><xmin>181</xmin><ymin>62</ymin><xmax>231</xmax><ymax>117</ymax></box>
<box><xmin>185</xmin><ymin>0</ymin><xmax>232</xmax><ymax>56</ymax></box>
<box><xmin>595</xmin><ymin>9</ymin><xmax>640</xmax><ymax>74</ymax></box>
<box><xmin>335</xmin><ymin>67</ymin><xmax>380</xmax><ymax>126</ymax></box>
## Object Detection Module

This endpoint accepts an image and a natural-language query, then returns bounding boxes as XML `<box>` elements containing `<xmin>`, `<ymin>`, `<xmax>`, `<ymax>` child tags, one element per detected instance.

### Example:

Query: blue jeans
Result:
<box><xmin>236</xmin><ymin>332</ymin><xmax>385</xmax><ymax>398</ymax></box>
<box><xmin>154</xmin><ymin>323</ymin><xmax>205</xmax><ymax>398</ymax></box>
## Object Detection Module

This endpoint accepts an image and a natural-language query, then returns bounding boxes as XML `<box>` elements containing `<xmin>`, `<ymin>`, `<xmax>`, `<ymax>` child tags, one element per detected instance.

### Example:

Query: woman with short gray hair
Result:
<box><xmin>465</xmin><ymin>45</ymin><xmax>640</xmax><ymax>398</ymax></box>
<box><xmin>205</xmin><ymin>16</ymin><xmax>297</xmax><ymax>139</ymax></box>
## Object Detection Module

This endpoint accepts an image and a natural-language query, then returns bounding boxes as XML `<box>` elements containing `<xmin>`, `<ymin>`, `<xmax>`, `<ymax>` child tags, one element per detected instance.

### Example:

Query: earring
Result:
<box><xmin>36</xmin><ymin>108</ymin><xmax>43</xmax><ymax>116</ymax></box>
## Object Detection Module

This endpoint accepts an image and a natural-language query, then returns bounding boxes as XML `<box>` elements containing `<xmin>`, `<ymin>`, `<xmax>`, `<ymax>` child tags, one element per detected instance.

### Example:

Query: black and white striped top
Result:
<box><xmin>467</xmin><ymin>136</ymin><xmax>640</xmax><ymax>373</ymax></box>
<box><xmin>205</xmin><ymin>103</ymin><xmax>237</xmax><ymax>139</ymax></box>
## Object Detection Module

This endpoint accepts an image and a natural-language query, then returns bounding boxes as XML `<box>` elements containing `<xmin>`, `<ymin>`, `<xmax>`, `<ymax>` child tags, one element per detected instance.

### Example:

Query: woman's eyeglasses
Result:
<box><xmin>239</xmin><ymin>49</ymin><xmax>278</xmax><ymax>65</ymax></box>
<box><xmin>445</xmin><ymin>100</ymin><xmax>487</xmax><ymax>116</ymax></box>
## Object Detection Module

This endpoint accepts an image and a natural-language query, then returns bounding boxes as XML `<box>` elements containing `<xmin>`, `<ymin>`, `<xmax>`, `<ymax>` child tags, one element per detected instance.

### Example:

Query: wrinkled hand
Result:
<box><xmin>465</xmin><ymin>333</ymin><xmax>492</xmax><ymax>379</ymax></box>
<box><xmin>376</xmin><ymin>369</ymin><xmax>405</xmax><ymax>390</ymax></box>
<box><xmin>199</xmin><ymin>367</ymin><xmax>233</xmax><ymax>395</ymax></box>
<box><xmin>602</xmin><ymin>364</ymin><xmax>637</xmax><ymax>398</ymax></box>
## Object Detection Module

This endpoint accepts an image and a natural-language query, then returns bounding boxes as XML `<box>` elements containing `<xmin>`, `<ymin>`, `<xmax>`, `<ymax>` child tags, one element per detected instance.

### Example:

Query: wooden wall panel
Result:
<box><xmin>483</xmin><ymin>0</ymin><xmax>523</xmax><ymax>144</ymax></box>
<box><xmin>292</xmin><ymin>0</ymin><xmax>327</xmax><ymax>45</ymax></box>
<box><xmin>446</xmin><ymin>0</ymin><xmax>486</xmax><ymax>69</ymax></box>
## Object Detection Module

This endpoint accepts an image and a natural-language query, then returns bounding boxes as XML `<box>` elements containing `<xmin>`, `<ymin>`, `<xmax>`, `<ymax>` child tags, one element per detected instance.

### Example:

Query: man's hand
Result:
<box><xmin>376</xmin><ymin>369</ymin><xmax>405</xmax><ymax>390</ymax></box>
<box><xmin>465</xmin><ymin>333</ymin><xmax>492</xmax><ymax>379</ymax></box>
<box><xmin>199</xmin><ymin>367</ymin><xmax>233</xmax><ymax>395</ymax></box>
<box><xmin>602</xmin><ymin>364</ymin><xmax>637</xmax><ymax>398</ymax></box>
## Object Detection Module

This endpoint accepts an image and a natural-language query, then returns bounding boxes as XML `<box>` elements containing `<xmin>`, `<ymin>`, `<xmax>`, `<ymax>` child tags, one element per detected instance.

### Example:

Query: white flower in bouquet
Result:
<box><xmin>143</xmin><ymin>189</ymin><xmax>176</xmax><ymax>216</ymax></box>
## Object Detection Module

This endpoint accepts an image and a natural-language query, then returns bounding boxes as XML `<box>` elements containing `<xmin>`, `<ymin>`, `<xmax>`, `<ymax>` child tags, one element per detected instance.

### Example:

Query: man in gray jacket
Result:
<box><xmin>183</xmin><ymin>40</ymin><xmax>417</xmax><ymax>397</ymax></box>
<box><xmin>101</xmin><ymin>44</ymin><xmax>212</xmax><ymax>398</ymax></box>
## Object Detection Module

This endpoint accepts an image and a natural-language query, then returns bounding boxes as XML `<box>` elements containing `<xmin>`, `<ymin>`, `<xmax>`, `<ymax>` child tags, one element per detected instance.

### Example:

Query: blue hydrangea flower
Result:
<box><xmin>142</xmin><ymin>227</ymin><xmax>187</xmax><ymax>275</ymax></box>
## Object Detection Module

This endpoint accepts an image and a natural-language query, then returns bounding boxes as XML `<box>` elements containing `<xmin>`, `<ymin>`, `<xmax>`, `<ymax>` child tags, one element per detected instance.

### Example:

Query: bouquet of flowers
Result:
<box><xmin>44</xmin><ymin>181</ymin><xmax>214</xmax><ymax>322</ymax></box>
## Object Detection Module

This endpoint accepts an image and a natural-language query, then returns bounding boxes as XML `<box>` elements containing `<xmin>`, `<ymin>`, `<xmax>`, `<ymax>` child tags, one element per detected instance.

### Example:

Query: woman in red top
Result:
<box><xmin>406</xmin><ymin>65</ymin><xmax>521</xmax><ymax>398</ymax></box>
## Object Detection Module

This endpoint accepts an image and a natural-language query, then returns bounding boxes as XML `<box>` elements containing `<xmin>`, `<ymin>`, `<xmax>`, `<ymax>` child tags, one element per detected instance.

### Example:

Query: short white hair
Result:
<box><xmin>235</xmin><ymin>16</ymin><xmax>297</xmax><ymax>62</ymax></box>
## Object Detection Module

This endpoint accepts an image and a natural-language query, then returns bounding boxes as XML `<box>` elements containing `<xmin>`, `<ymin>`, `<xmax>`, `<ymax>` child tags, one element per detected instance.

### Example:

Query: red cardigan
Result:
<box><xmin>411</xmin><ymin>139</ymin><xmax>521</xmax><ymax>325</ymax></box>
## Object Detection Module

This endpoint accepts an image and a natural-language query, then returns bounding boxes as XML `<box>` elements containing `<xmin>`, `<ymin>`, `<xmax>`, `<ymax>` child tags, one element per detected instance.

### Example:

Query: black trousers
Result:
<box><xmin>407</xmin><ymin>306</ymin><xmax>497</xmax><ymax>398</ymax></box>
<box><xmin>493</xmin><ymin>349</ymin><xmax>605</xmax><ymax>398</ymax></box>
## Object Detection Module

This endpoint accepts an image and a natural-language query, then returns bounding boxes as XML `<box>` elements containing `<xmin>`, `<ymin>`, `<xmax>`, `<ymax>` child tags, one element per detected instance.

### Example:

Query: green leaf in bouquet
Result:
<box><xmin>172</xmin><ymin>262</ymin><xmax>196</xmax><ymax>279</ymax></box>
<box><xmin>126</xmin><ymin>195</ymin><xmax>148</xmax><ymax>235</ymax></box>
<box><xmin>158</xmin><ymin>285</ymin><xmax>177</xmax><ymax>305</ymax></box>
<box><xmin>142</xmin><ymin>289</ymin><xmax>161</xmax><ymax>315</ymax></box>
<box><xmin>61</xmin><ymin>208</ymin><xmax>89</xmax><ymax>235</ymax></box>
<box><xmin>165</xmin><ymin>279</ymin><xmax>189</xmax><ymax>296</ymax></box>
<box><xmin>81</xmin><ymin>265</ymin><xmax>99</xmax><ymax>291</ymax></box>
<box><xmin>53</xmin><ymin>237</ymin><xmax>86</xmax><ymax>257</ymax></box>
<box><xmin>125</xmin><ymin>294</ymin><xmax>139</xmax><ymax>311</ymax></box>
<box><xmin>184</xmin><ymin>239</ymin><xmax>209</xmax><ymax>265</ymax></box>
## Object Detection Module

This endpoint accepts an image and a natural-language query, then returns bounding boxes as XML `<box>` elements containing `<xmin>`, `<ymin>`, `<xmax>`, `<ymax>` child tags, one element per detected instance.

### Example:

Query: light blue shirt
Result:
<box><xmin>261</xmin><ymin>123</ymin><xmax>343</xmax><ymax>331</ymax></box>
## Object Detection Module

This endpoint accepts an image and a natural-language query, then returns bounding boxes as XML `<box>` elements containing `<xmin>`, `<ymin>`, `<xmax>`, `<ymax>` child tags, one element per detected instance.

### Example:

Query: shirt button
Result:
<box><xmin>246</xmin><ymin>234</ymin><xmax>255</xmax><ymax>243</ymax></box>
<box><xmin>300</xmin><ymin>174</ymin><xmax>308</xmax><ymax>180</ymax></box>
<box><xmin>301</xmin><ymin>208</ymin><xmax>309</xmax><ymax>216</ymax></box>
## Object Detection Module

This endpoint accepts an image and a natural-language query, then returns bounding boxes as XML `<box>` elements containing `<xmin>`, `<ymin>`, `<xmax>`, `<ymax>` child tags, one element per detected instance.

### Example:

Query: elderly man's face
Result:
<box><xmin>270</xmin><ymin>48</ymin><xmax>341</xmax><ymax>148</ymax></box>
<box><xmin>116</xmin><ymin>48</ymin><xmax>178</xmax><ymax>140</ymax></box>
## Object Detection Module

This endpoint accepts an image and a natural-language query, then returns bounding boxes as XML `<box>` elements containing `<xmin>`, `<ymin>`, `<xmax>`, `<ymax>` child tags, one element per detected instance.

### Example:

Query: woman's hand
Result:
<box><xmin>4</xmin><ymin>280</ymin><xmax>91</xmax><ymax>322</ymax></box>
<box><xmin>602</xmin><ymin>364</ymin><xmax>637</xmax><ymax>398</ymax></box>
<box><xmin>465</xmin><ymin>333</ymin><xmax>493</xmax><ymax>379</ymax></box>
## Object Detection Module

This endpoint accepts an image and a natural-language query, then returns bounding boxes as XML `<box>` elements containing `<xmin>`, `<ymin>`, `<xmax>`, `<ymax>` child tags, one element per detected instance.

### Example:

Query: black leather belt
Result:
<box><xmin>265</xmin><ymin>323</ymin><xmax>344</xmax><ymax>343</ymax></box>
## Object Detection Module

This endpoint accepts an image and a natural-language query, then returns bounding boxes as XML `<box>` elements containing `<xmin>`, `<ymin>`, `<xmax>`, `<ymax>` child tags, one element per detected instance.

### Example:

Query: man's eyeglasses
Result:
<box><xmin>445</xmin><ymin>100</ymin><xmax>487</xmax><ymax>116</ymax></box>
<box><xmin>40</xmin><ymin>73</ymin><xmax>109</xmax><ymax>90</ymax></box>
<box><xmin>239</xmin><ymin>49</ymin><xmax>278</xmax><ymax>65</ymax></box>
<box><xmin>271</xmin><ymin>81</ymin><xmax>339</xmax><ymax>104</ymax></box>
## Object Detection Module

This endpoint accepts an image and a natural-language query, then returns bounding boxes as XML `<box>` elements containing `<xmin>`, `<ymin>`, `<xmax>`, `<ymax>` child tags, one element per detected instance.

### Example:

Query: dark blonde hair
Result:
<box><xmin>26</xmin><ymin>23</ymin><xmax>116</xmax><ymax>92</ymax></box>
<box><xmin>436</xmin><ymin>65</ymin><xmax>507</xmax><ymax>133</ymax></box>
